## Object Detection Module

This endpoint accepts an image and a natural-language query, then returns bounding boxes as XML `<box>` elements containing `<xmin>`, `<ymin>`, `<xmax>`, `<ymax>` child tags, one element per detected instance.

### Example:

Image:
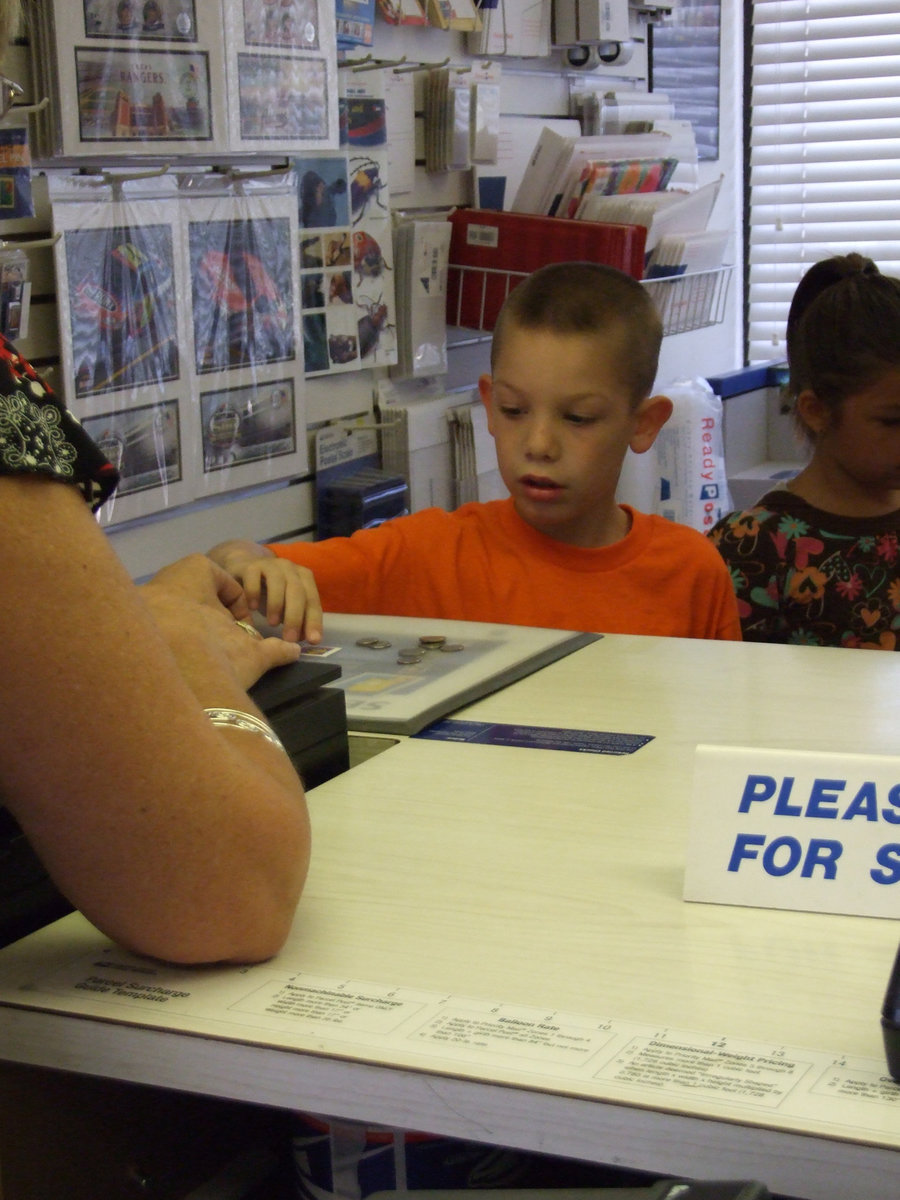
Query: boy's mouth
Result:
<box><xmin>520</xmin><ymin>474</ymin><xmax>562</xmax><ymax>498</ymax></box>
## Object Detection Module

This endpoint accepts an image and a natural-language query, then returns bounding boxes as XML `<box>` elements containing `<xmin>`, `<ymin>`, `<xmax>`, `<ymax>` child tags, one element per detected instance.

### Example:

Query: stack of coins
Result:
<box><xmin>420</xmin><ymin>634</ymin><xmax>466</xmax><ymax>653</ymax></box>
<box><xmin>356</xmin><ymin>637</ymin><xmax>392</xmax><ymax>650</ymax></box>
<box><xmin>396</xmin><ymin>647</ymin><xmax>426</xmax><ymax>665</ymax></box>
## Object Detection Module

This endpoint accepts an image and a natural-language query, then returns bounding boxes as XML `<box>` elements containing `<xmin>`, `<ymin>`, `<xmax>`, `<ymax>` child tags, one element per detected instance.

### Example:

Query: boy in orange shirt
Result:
<box><xmin>209</xmin><ymin>262</ymin><xmax>741</xmax><ymax>643</ymax></box>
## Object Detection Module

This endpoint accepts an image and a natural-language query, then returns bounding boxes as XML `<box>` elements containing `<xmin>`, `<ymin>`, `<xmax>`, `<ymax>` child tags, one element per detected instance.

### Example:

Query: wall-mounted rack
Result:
<box><xmin>642</xmin><ymin>264</ymin><xmax>733</xmax><ymax>335</ymax></box>
<box><xmin>446</xmin><ymin>262</ymin><xmax>733</xmax><ymax>338</ymax></box>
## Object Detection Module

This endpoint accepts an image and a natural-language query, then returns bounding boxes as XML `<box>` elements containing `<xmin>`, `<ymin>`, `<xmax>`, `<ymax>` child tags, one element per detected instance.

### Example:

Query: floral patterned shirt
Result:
<box><xmin>708</xmin><ymin>489</ymin><xmax>900</xmax><ymax>649</ymax></box>
<box><xmin>0</xmin><ymin>335</ymin><xmax>118</xmax><ymax>509</ymax></box>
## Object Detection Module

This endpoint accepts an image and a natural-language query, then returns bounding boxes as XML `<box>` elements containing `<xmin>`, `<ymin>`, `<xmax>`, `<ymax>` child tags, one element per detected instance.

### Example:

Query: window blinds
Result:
<box><xmin>748</xmin><ymin>1</ymin><xmax>900</xmax><ymax>362</ymax></box>
<box><xmin>651</xmin><ymin>2</ymin><xmax>721</xmax><ymax>162</ymax></box>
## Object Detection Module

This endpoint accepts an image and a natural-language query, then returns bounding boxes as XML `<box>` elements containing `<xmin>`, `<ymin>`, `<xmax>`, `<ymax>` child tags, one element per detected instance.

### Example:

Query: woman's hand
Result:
<box><xmin>141</xmin><ymin>554</ymin><xmax>301</xmax><ymax>691</ymax></box>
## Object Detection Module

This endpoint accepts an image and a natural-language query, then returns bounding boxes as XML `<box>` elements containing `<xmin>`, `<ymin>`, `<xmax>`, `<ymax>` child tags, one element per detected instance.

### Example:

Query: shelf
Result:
<box><xmin>642</xmin><ymin>264</ymin><xmax>734</xmax><ymax>335</ymax></box>
<box><xmin>446</xmin><ymin>263</ymin><xmax>734</xmax><ymax>338</ymax></box>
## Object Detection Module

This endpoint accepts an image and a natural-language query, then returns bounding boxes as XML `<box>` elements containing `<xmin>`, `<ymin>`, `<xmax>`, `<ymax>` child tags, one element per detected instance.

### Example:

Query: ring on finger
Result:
<box><xmin>235</xmin><ymin>619</ymin><xmax>264</xmax><ymax>640</ymax></box>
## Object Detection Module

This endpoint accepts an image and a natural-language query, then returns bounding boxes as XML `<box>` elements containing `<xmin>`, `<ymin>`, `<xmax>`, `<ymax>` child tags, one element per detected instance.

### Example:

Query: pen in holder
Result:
<box><xmin>880</xmin><ymin>940</ymin><xmax>900</xmax><ymax>1081</ymax></box>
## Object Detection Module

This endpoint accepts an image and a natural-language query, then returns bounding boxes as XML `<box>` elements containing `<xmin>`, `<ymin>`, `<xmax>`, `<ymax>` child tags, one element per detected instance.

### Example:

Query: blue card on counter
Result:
<box><xmin>415</xmin><ymin>719</ymin><xmax>653</xmax><ymax>755</ymax></box>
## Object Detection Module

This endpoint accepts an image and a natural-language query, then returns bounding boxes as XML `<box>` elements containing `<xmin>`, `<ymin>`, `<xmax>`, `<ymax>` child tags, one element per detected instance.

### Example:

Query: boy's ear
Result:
<box><xmin>629</xmin><ymin>393</ymin><xmax>673</xmax><ymax>455</ymax></box>
<box><xmin>477</xmin><ymin>373</ymin><xmax>495</xmax><ymax>431</ymax></box>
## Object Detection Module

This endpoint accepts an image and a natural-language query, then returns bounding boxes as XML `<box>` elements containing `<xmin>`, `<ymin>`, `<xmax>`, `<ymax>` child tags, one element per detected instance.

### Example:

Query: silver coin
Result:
<box><xmin>419</xmin><ymin>634</ymin><xmax>446</xmax><ymax>648</ymax></box>
<box><xmin>369</xmin><ymin>639</ymin><xmax>392</xmax><ymax>650</ymax></box>
<box><xmin>440</xmin><ymin>643</ymin><xmax>465</xmax><ymax>652</ymax></box>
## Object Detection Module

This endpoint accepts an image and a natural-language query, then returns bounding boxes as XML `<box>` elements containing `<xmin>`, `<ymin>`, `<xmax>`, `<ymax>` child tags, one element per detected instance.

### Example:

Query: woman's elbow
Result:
<box><xmin>98</xmin><ymin>817</ymin><xmax>311</xmax><ymax>966</ymax></box>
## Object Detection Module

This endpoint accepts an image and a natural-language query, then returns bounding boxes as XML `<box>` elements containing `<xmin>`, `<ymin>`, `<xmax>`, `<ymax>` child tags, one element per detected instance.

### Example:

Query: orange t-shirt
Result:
<box><xmin>271</xmin><ymin>499</ymin><xmax>741</xmax><ymax>640</ymax></box>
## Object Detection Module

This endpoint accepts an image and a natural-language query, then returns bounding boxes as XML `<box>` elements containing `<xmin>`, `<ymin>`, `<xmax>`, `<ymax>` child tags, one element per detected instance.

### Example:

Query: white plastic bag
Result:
<box><xmin>654</xmin><ymin>377</ymin><xmax>733</xmax><ymax>532</ymax></box>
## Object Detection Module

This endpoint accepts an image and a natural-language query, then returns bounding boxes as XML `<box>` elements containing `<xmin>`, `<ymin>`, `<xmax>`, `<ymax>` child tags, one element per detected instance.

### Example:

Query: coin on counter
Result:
<box><xmin>418</xmin><ymin>634</ymin><xmax>447</xmax><ymax>648</ymax></box>
<box><xmin>440</xmin><ymin>642</ymin><xmax>465</xmax><ymax>652</ymax></box>
<box><xmin>397</xmin><ymin>647</ymin><xmax>425</xmax><ymax>662</ymax></box>
<box><xmin>356</xmin><ymin>637</ymin><xmax>392</xmax><ymax>650</ymax></box>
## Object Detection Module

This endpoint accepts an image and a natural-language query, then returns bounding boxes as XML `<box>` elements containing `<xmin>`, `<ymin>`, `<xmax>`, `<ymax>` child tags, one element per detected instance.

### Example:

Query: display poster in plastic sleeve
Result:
<box><xmin>222</xmin><ymin>0</ymin><xmax>340</xmax><ymax>151</ymax></box>
<box><xmin>182</xmin><ymin>183</ymin><xmax>308</xmax><ymax>497</ymax></box>
<box><xmin>51</xmin><ymin>174</ymin><xmax>195</xmax><ymax>525</ymax></box>
<box><xmin>50</xmin><ymin>171</ymin><xmax>308</xmax><ymax>523</ymax></box>
<box><xmin>39</xmin><ymin>0</ymin><xmax>338</xmax><ymax>156</ymax></box>
<box><xmin>296</xmin><ymin>70</ymin><xmax>397</xmax><ymax>376</ymax></box>
<box><xmin>198</xmin><ymin>375</ymin><xmax>302</xmax><ymax>483</ymax></box>
<box><xmin>46</xmin><ymin>0</ymin><xmax>228</xmax><ymax>157</ymax></box>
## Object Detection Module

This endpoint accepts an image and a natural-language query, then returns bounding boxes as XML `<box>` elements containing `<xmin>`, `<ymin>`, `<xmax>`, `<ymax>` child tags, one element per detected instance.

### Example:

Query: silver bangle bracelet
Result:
<box><xmin>204</xmin><ymin>707</ymin><xmax>286</xmax><ymax>752</ymax></box>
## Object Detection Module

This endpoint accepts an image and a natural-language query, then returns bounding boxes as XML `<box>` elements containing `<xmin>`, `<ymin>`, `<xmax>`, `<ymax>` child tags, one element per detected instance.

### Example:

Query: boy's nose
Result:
<box><xmin>524</xmin><ymin>417</ymin><xmax>557</xmax><ymax>459</ymax></box>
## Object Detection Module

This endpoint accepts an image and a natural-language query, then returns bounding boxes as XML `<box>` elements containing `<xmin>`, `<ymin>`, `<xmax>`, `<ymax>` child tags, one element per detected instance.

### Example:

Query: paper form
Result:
<box><xmin>3</xmin><ymin>934</ymin><xmax>898</xmax><ymax>1143</ymax></box>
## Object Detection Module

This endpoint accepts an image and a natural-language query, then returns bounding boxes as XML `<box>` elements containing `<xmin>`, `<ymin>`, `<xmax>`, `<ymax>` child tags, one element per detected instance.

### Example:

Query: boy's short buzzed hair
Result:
<box><xmin>491</xmin><ymin>261</ymin><xmax>662</xmax><ymax>404</ymax></box>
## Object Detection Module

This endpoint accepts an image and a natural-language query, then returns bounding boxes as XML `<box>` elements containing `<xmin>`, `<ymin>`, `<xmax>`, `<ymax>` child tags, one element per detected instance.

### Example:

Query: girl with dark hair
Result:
<box><xmin>710</xmin><ymin>254</ymin><xmax>900</xmax><ymax>649</ymax></box>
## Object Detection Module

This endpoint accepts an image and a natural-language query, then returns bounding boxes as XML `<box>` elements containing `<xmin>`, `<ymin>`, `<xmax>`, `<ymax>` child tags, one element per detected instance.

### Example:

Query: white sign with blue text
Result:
<box><xmin>684</xmin><ymin>744</ymin><xmax>900</xmax><ymax>918</ymax></box>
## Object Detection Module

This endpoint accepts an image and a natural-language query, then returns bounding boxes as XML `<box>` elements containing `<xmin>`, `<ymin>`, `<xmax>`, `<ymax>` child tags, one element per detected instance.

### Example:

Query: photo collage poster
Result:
<box><xmin>297</xmin><ymin>68</ymin><xmax>397</xmax><ymax>376</ymax></box>
<box><xmin>222</xmin><ymin>0</ymin><xmax>339</xmax><ymax>152</ymax></box>
<box><xmin>51</xmin><ymin>174</ymin><xmax>307</xmax><ymax>524</ymax></box>
<box><xmin>40</xmin><ymin>0</ymin><xmax>338</xmax><ymax>157</ymax></box>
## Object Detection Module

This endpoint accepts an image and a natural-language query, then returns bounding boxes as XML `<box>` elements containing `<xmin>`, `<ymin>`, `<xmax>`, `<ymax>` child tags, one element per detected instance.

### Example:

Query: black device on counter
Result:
<box><xmin>881</xmin><ymin>940</ymin><xmax>900</xmax><ymax>1081</ymax></box>
<box><xmin>249</xmin><ymin>655</ymin><xmax>349</xmax><ymax>789</ymax></box>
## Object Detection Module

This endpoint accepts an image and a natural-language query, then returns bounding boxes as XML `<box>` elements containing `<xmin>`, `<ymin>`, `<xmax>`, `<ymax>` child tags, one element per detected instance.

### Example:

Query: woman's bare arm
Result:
<box><xmin>1</xmin><ymin>475</ymin><xmax>311</xmax><ymax>964</ymax></box>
